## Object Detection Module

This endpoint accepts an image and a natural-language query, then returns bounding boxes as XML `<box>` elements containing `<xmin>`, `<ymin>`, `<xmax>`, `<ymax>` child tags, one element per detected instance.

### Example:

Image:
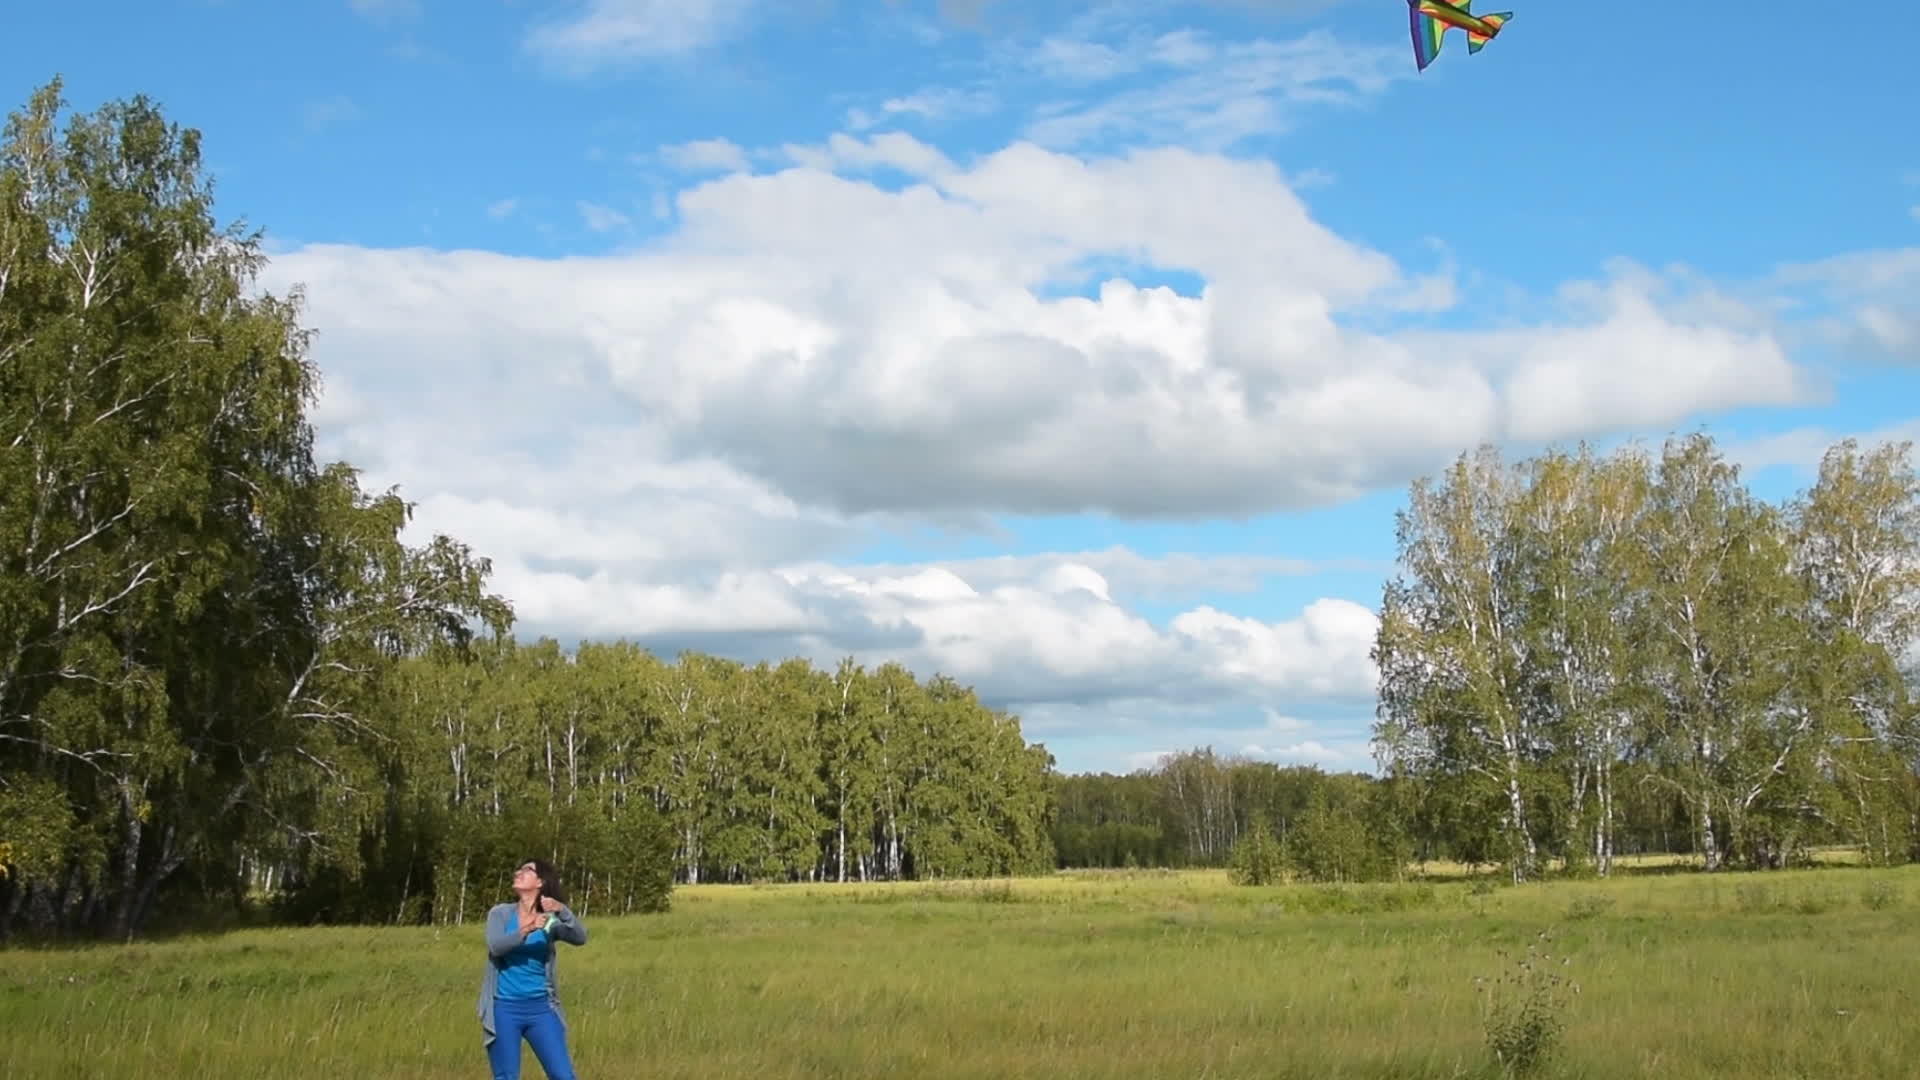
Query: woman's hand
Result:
<box><xmin>538</xmin><ymin>896</ymin><xmax>562</xmax><ymax>914</ymax></box>
<box><xmin>517</xmin><ymin>908</ymin><xmax>544</xmax><ymax>936</ymax></box>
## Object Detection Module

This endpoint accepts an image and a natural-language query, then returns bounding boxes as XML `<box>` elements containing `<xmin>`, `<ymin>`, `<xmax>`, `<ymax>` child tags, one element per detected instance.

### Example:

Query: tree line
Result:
<box><xmin>1051</xmin><ymin>438</ymin><xmax>1916</xmax><ymax>887</ymax></box>
<box><xmin>1049</xmin><ymin>752</ymin><xmax>1412</xmax><ymax>883</ymax></box>
<box><xmin>271</xmin><ymin>639</ymin><xmax>1057</xmax><ymax>931</ymax></box>
<box><xmin>0</xmin><ymin>81</ymin><xmax>1053</xmax><ymax>940</ymax></box>
<box><xmin>1373</xmin><ymin>435</ymin><xmax>1920</xmax><ymax>881</ymax></box>
<box><xmin>1036</xmin><ymin>349</ymin><xmax>1917</xmax><ymax>886</ymax></box>
<box><xmin>1048</xmin><ymin>744</ymin><xmax>1719</xmax><ymax>878</ymax></box>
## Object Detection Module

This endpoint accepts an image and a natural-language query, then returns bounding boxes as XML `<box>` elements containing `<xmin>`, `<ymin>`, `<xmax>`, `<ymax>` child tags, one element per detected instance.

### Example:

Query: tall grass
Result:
<box><xmin>3</xmin><ymin>865</ymin><xmax>1916</xmax><ymax>1078</ymax></box>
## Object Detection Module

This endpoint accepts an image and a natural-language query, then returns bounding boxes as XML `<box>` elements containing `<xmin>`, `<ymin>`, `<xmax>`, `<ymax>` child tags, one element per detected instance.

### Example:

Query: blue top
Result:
<box><xmin>494</xmin><ymin>924</ymin><xmax>551</xmax><ymax>1000</ymax></box>
<box><xmin>477</xmin><ymin>901</ymin><xmax>587</xmax><ymax>1047</ymax></box>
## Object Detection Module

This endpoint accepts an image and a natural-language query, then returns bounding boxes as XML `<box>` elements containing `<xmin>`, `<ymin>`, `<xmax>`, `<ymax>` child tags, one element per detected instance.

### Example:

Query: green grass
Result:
<box><xmin>5</xmin><ymin>865</ymin><xmax>1919</xmax><ymax>1078</ymax></box>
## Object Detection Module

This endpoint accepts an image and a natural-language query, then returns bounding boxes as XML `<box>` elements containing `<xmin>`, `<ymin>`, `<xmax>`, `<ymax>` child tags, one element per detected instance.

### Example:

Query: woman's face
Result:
<box><xmin>513</xmin><ymin>862</ymin><xmax>542</xmax><ymax>891</ymax></box>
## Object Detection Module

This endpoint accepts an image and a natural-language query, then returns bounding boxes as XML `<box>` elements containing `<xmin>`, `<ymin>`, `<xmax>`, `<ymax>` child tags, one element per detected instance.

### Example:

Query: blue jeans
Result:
<box><xmin>487</xmin><ymin>995</ymin><xmax>577</xmax><ymax>1080</ymax></box>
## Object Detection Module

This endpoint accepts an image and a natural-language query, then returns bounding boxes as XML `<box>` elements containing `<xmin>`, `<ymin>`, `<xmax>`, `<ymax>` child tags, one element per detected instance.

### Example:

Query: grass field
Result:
<box><xmin>4</xmin><ymin>861</ymin><xmax>1917</xmax><ymax>1078</ymax></box>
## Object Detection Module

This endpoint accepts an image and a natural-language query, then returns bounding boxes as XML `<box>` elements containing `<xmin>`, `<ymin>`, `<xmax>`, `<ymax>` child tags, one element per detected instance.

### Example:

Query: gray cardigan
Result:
<box><xmin>477</xmin><ymin>901</ymin><xmax>589</xmax><ymax>1046</ymax></box>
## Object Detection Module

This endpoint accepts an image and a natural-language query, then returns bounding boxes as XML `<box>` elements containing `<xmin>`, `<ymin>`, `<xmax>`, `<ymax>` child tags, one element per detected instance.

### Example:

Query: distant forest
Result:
<box><xmin>1063</xmin><ymin>432</ymin><xmax>1920</xmax><ymax>883</ymax></box>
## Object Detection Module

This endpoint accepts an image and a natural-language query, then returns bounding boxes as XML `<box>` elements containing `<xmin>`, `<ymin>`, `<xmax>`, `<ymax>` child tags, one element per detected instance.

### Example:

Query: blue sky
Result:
<box><xmin>9</xmin><ymin>0</ymin><xmax>1918</xmax><ymax>774</ymax></box>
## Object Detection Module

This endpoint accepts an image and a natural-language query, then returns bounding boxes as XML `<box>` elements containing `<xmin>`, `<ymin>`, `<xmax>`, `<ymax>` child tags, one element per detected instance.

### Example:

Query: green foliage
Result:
<box><xmin>1283</xmin><ymin>782</ymin><xmax>1410</xmax><ymax>884</ymax></box>
<box><xmin>1052</xmin><ymin>757</ymin><xmax>1389</xmax><ymax>872</ymax></box>
<box><xmin>1052</xmin><ymin>820</ymin><xmax>1169</xmax><ymax>868</ymax></box>
<box><xmin>1225</xmin><ymin>816</ymin><xmax>1282</xmax><ymax>885</ymax></box>
<box><xmin>1477</xmin><ymin>932</ymin><xmax>1578</xmax><ymax>1076</ymax></box>
<box><xmin>1376</xmin><ymin>434</ymin><xmax>1920</xmax><ymax>881</ymax></box>
<box><xmin>0</xmin><ymin>774</ymin><xmax>83</xmax><ymax>883</ymax></box>
<box><xmin>0</xmin><ymin>78</ymin><xmax>509</xmax><ymax>939</ymax></box>
<box><xmin>1861</xmin><ymin>878</ymin><xmax>1899</xmax><ymax>911</ymax></box>
<box><xmin>0</xmin><ymin>82</ymin><xmax>1055</xmax><ymax>939</ymax></box>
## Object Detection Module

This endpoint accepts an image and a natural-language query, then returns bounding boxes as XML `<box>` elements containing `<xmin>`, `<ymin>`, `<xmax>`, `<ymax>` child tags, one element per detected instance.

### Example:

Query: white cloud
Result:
<box><xmin>1021</xmin><ymin>31</ymin><xmax>1404</xmax><ymax>150</ymax></box>
<box><xmin>1722</xmin><ymin>418</ymin><xmax>1920</xmax><ymax>472</ymax></box>
<box><xmin>577</xmin><ymin>201</ymin><xmax>631</xmax><ymax>231</ymax></box>
<box><xmin>778</xmin><ymin>132</ymin><xmax>957</xmax><ymax>179</ymax></box>
<box><xmin>287</xmin><ymin>138</ymin><xmax>1794</xmax><ymax>518</ymax></box>
<box><xmin>486</xmin><ymin>198</ymin><xmax>520</xmax><ymax>220</ymax></box>
<box><xmin>1030</xmin><ymin>35</ymin><xmax>1139</xmax><ymax>84</ymax></box>
<box><xmin>1237</xmin><ymin>739</ymin><xmax>1349</xmax><ymax>764</ymax></box>
<box><xmin>437</xmin><ymin>550</ymin><xmax>1382</xmax><ymax>708</ymax></box>
<box><xmin>310</xmin><ymin>371</ymin><xmax>366</xmax><ymax>429</ymax></box>
<box><xmin>1148</xmin><ymin>29</ymin><xmax>1214</xmax><ymax>67</ymax></box>
<box><xmin>1169</xmin><ymin>598</ymin><xmax>1380</xmax><ymax>697</ymax></box>
<box><xmin>1124</xmin><ymin>749</ymin><xmax>1174</xmax><ymax>772</ymax></box>
<box><xmin>516</xmin><ymin>0</ymin><xmax>1362</xmax><ymax>78</ymax></box>
<box><xmin>839</xmin><ymin>548</ymin><xmax>1383</xmax><ymax>602</ymax></box>
<box><xmin>1006</xmin><ymin>15</ymin><xmax>1229</xmax><ymax>88</ymax></box>
<box><xmin>661</xmin><ymin>138</ymin><xmax>752</xmax><ymax>174</ymax></box>
<box><xmin>944</xmin><ymin>0</ymin><xmax>1356</xmax><ymax>28</ymax></box>
<box><xmin>524</xmin><ymin>0</ymin><xmax>756</xmax><ymax>68</ymax></box>
<box><xmin>1112</xmin><ymin>705</ymin><xmax>1373</xmax><ymax>775</ymax></box>
<box><xmin>1124</xmin><ymin>738</ymin><xmax>1364</xmax><ymax>772</ymax></box>
<box><xmin>260</xmin><ymin>133</ymin><xmax>1814</xmax><ymax>745</ymax></box>
<box><xmin>746</xmin><ymin>563</ymin><xmax>1380</xmax><ymax>706</ymax></box>
<box><xmin>846</xmin><ymin>88</ymin><xmax>1000</xmax><ymax>132</ymax></box>
<box><xmin>829</xmin><ymin>15</ymin><xmax>1401</xmax><ymax>154</ymax></box>
<box><xmin>1772</xmin><ymin>248</ymin><xmax>1920</xmax><ymax>364</ymax></box>
<box><xmin>1462</xmin><ymin>278</ymin><xmax>1802</xmax><ymax>444</ymax></box>
<box><xmin>1260</xmin><ymin>707</ymin><xmax>1309</xmax><ymax>732</ymax></box>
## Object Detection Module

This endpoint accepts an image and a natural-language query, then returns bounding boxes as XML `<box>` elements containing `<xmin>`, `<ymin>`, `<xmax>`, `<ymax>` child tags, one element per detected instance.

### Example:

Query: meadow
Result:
<box><xmin>4</xmin><ymin>859</ymin><xmax>1917</xmax><ymax>1079</ymax></box>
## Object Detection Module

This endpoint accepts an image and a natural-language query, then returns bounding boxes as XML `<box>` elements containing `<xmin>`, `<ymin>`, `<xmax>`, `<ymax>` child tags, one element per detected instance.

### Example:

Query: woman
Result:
<box><xmin>478</xmin><ymin>858</ymin><xmax>589</xmax><ymax>1080</ymax></box>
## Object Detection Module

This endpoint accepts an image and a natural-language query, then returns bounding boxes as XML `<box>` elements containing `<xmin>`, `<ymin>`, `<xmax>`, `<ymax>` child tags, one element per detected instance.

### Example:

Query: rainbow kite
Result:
<box><xmin>1408</xmin><ymin>0</ymin><xmax>1513</xmax><ymax>71</ymax></box>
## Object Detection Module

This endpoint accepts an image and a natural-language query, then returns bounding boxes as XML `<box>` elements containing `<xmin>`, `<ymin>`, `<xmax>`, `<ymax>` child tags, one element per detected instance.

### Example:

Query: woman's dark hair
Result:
<box><xmin>524</xmin><ymin>858</ymin><xmax>568</xmax><ymax>905</ymax></box>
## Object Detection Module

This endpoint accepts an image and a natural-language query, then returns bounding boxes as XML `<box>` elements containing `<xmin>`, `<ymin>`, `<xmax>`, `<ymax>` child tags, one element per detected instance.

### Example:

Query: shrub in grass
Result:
<box><xmin>1227</xmin><ymin>818</ymin><xmax>1284</xmax><ymax>886</ymax></box>
<box><xmin>1478</xmin><ymin>931</ymin><xmax>1579</xmax><ymax>1076</ymax></box>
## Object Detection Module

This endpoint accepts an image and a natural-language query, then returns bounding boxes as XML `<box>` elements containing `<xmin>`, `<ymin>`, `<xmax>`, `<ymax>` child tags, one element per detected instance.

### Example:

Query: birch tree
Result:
<box><xmin>1787</xmin><ymin>438</ymin><xmax>1920</xmax><ymax>861</ymax></box>
<box><xmin>1375</xmin><ymin>445</ymin><xmax>1545</xmax><ymax>880</ymax></box>
<box><xmin>1634</xmin><ymin>435</ymin><xmax>1814</xmax><ymax>870</ymax></box>
<box><xmin>0</xmin><ymin>81</ymin><xmax>511</xmax><ymax>936</ymax></box>
<box><xmin>1510</xmin><ymin>445</ymin><xmax>1650</xmax><ymax>875</ymax></box>
<box><xmin>0</xmin><ymin>79</ymin><xmax>321</xmax><ymax>937</ymax></box>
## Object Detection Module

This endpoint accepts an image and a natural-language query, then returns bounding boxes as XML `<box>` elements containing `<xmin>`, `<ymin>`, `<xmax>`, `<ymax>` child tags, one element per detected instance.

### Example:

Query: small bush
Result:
<box><xmin>1734</xmin><ymin>883</ymin><xmax>1777</xmax><ymax>914</ymax></box>
<box><xmin>1861</xmin><ymin>879</ymin><xmax>1899</xmax><ymax>911</ymax></box>
<box><xmin>1565</xmin><ymin>894</ymin><xmax>1614</xmax><ymax>920</ymax></box>
<box><xmin>1284</xmin><ymin>788</ymin><xmax>1411</xmax><ymax>884</ymax></box>
<box><xmin>1273</xmin><ymin>882</ymin><xmax>1440</xmax><ymax>915</ymax></box>
<box><xmin>1557</xmin><ymin>849</ymin><xmax>1599</xmax><ymax>881</ymax></box>
<box><xmin>1227</xmin><ymin>818</ymin><xmax>1284</xmax><ymax>886</ymax></box>
<box><xmin>1792</xmin><ymin>888</ymin><xmax>1831</xmax><ymax>916</ymax></box>
<box><xmin>908</xmin><ymin>880</ymin><xmax>1020</xmax><ymax>904</ymax></box>
<box><xmin>887</xmin><ymin>876</ymin><xmax>1021</xmax><ymax>899</ymax></box>
<box><xmin>971</xmin><ymin>881</ymin><xmax>1018</xmax><ymax>904</ymax></box>
<box><xmin>1478</xmin><ymin>931</ymin><xmax>1579</xmax><ymax>1076</ymax></box>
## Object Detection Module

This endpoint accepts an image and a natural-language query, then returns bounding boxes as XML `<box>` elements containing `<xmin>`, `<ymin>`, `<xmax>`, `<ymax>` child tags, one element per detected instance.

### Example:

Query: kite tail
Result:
<box><xmin>1466</xmin><ymin>12</ymin><xmax>1511</xmax><ymax>53</ymax></box>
